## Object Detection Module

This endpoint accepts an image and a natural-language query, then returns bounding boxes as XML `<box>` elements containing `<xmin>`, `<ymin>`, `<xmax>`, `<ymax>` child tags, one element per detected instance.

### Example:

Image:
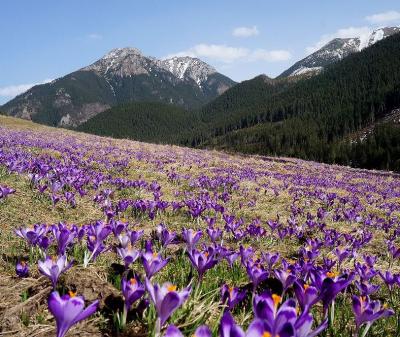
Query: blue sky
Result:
<box><xmin>1</xmin><ymin>0</ymin><xmax>400</xmax><ymax>104</ymax></box>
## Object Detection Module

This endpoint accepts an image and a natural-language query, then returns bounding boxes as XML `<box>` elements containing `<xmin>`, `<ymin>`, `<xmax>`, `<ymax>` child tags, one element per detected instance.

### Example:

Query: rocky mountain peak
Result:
<box><xmin>157</xmin><ymin>56</ymin><xmax>217</xmax><ymax>87</ymax></box>
<box><xmin>103</xmin><ymin>47</ymin><xmax>143</xmax><ymax>59</ymax></box>
<box><xmin>279</xmin><ymin>26</ymin><xmax>400</xmax><ymax>78</ymax></box>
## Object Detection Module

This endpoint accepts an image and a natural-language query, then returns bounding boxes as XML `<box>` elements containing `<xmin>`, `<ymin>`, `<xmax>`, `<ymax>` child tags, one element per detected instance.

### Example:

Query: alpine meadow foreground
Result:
<box><xmin>1</xmin><ymin>115</ymin><xmax>400</xmax><ymax>337</ymax></box>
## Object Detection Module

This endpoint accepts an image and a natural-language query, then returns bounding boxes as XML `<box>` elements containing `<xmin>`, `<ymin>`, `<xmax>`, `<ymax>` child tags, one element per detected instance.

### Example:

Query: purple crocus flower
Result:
<box><xmin>239</xmin><ymin>245</ymin><xmax>254</xmax><ymax>264</ymax></box>
<box><xmin>251</xmin><ymin>291</ymin><xmax>325</xmax><ymax>337</ymax></box>
<box><xmin>109</xmin><ymin>219</ymin><xmax>127</xmax><ymax>237</ymax></box>
<box><xmin>221</xmin><ymin>284</ymin><xmax>247</xmax><ymax>311</ymax></box>
<box><xmin>145</xmin><ymin>278</ymin><xmax>191</xmax><ymax>330</ymax></box>
<box><xmin>334</xmin><ymin>248</ymin><xmax>351</xmax><ymax>268</ymax></box>
<box><xmin>261</xmin><ymin>252</ymin><xmax>280</xmax><ymax>271</ymax></box>
<box><xmin>15</xmin><ymin>224</ymin><xmax>47</xmax><ymax>246</ymax></box>
<box><xmin>157</xmin><ymin>223</ymin><xmax>176</xmax><ymax>248</ymax></box>
<box><xmin>38</xmin><ymin>255</ymin><xmax>73</xmax><ymax>288</ymax></box>
<box><xmin>187</xmin><ymin>246</ymin><xmax>219</xmax><ymax>281</ymax></box>
<box><xmin>253</xmin><ymin>291</ymin><xmax>291</xmax><ymax>322</ymax></box>
<box><xmin>163</xmin><ymin>324</ymin><xmax>211</xmax><ymax>337</ymax></box>
<box><xmin>219</xmin><ymin>311</ymin><xmax>245</xmax><ymax>337</ymax></box>
<box><xmin>48</xmin><ymin>291</ymin><xmax>98</xmax><ymax>337</ymax></box>
<box><xmin>84</xmin><ymin>221</ymin><xmax>112</xmax><ymax>267</ymax></box>
<box><xmin>352</xmin><ymin>295</ymin><xmax>394</xmax><ymax>334</ymax></box>
<box><xmin>274</xmin><ymin>268</ymin><xmax>296</xmax><ymax>293</ymax></box>
<box><xmin>355</xmin><ymin>281</ymin><xmax>380</xmax><ymax>296</ymax></box>
<box><xmin>129</xmin><ymin>229</ymin><xmax>145</xmax><ymax>245</ymax></box>
<box><xmin>182</xmin><ymin>228</ymin><xmax>202</xmax><ymax>250</ymax></box>
<box><xmin>0</xmin><ymin>185</ymin><xmax>15</xmax><ymax>199</ymax></box>
<box><xmin>141</xmin><ymin>242</ymin><xmax>169</xmax><ymax>279</ymax></box>
<box><xmin>223</xmin><ymin>250</ymin><xmax>239</xmax><ymax>267</ymax></box>
<box><xmin>117</xmin><ymin>229</ymin><xmax>144</xmax><ymax>248</ymax></box>
<box><xmin>64</xmin><ymin>191</ymin><xmax>76</xmax><ymax>208</ymax></box>
<box><xmin>206</xmin><ymin>226</ymin><xmax>223</xmax><ymax>242</ymax></box>
<box><xmin>52</xmin><ymin>224</ymin><xmax>76</xmax><ymax>255</ymax></box>
<box><xmin>378</xmin><ymin>271</ymin><xmax>399</xmax><ymax>290</ymax></box>
<box><xmin>293</xmin><ymin>281</ymin><xmax>319</xmax><ymax>311</ymax></box>
<box><xmin>116</xmin><ymin>245</ymin><xmax>140</xmax><ymax>268</ymax></box>
<box><xmin>246</xmin><ymin>318</ymin><xmax>294</xmax><ymax>337</ymax></box>
<box><xmin>294</xmin><ymin>312</ymin><xmax>328</xmax><ymax>337</ymax></box>
<box><xmin>319</xmin><ymin>272</ymin><xmax>355</xmax><ymax>315</ymax></box>
<box><xmin>16</xmin><ymin>260</ymin><xmax>29</xmax><ymax>278</ymax></box>
<box><xmin>120</xmin><ymin>275</ymin><xmax>145</xmax><ymax>327</ymax></box>
<box><xmin>245</xmin><ymin>262</ymin><xmax>268</xmax><ymax>290</ymax></box>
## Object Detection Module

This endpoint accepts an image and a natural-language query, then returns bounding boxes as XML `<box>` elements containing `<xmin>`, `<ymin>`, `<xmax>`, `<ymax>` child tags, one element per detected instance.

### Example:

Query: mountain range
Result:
<box><xmin>2</xmin><ymin>26</ymin><xmax>399</xmax><ymax>127</ymax></box>
<box><xmin>1</xmin><ymin>48</ymin><xmax>235</xmax><ymax>127</ymax></box>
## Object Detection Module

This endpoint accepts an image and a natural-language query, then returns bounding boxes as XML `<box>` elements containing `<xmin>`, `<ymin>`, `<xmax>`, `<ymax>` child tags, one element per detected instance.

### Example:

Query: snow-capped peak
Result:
<box><xmin>281</xmin><ymin>26</ymin><xmax>400</xmax><ymax>78</ymax></box>
<box><xmin>82</xmin><ymin>47</ymin><xmax>152</xmax><ymax>76</ymax></box>
<box><xmin>103</xmin><ymin>47</ymin><xmax>143</xmax><ymax>60</ymax></box>
<box><xmin>157</xmin><ymin>56</ymin><xmax>217</xmax><ymax>87</ymax></box>
<box><xmin>81</xmin><ymin>47</ymin><xmax>219</xmax><ymax>88</ymax></box>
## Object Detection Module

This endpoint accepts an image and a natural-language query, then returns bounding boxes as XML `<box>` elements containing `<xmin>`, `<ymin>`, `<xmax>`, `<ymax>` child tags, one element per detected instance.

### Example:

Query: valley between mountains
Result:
<box><xmin>1</xmin><ymin>27</ymin><xmax>400</xmax><ymax>172</ymax></box>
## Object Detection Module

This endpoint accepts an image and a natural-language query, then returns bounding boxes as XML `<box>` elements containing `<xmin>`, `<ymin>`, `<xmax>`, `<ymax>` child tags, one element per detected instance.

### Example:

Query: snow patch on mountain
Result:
<box><xmin>290</xmin><ymin>66</ymin><xmax>323</xmax><ymax>77</ymax></box>
<box><xmin>157</xmin><ymin>56</ymin><xmax>217</xmax><ymax>87</ymax></box>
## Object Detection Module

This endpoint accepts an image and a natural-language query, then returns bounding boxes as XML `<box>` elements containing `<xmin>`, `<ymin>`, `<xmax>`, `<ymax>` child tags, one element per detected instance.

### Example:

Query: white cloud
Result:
<box><xmin>87</xmin><ymin>33</ymin><xmax>103</xmax><ymax>40</ymax></box>
<box><xmin>250</xmin><ymin>49</ymin><xmax>292</xmax><ymax>61</ymax></box>
<box><xmin>306</xmin><ymin>26</ymin><xmax>372</xmax><ymax>54</ymax></box>
<box><xmin>232</xmin><ymin>26</ymin><xmax>259</xmax><ymax>38</ymax></box>
<box><xmin>166</xmin><ymin>44</ymin><xmax>248</xmax><ymax>63</ymax></box>
<box><xmin>365</xmin><ymin>10</ymin><xmax>400</xmax><ymax>24</ymax></box>
<box><xmin>166</xmin><ymin>44</ymin><xmax>291</xmax><ymax>63</ymax></box>
<box><xmin>0</xmin><ymin>79</ymin><xmax>53</xmax><ymax>98</ymax></box>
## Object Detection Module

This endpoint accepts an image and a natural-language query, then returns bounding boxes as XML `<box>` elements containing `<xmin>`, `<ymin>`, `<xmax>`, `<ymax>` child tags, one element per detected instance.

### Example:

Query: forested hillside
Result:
<box><xmin>78</xmin><ymin>102</ymin><xmax>198</xmax><ymax>143</ymax></box>
<box><xmin>194</xmin><ymin>33</ymin><xmax>400</xmax><ymax>170</ymax></box>
<box><xmin>78</xmin><ymin>33</ymin><xmax>400</xmax><ymax>171</ymax></box>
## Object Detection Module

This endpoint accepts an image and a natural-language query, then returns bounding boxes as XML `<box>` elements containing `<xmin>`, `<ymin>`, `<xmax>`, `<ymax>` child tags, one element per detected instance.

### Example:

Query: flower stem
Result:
<box><xmin>154</xmin><ymin>317</ymin><xmax>161</xmax><ymax>337</ymax></box>
<box><xmin>121</xmin><ymin>304</ymin><xmax>127</xmax><ymax>329</ymax></box>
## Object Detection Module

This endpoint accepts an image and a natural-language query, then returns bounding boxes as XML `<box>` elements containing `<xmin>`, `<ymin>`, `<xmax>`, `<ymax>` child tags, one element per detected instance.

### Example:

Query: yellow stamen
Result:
<box><xmin>229</xmin><ymin>286</ymin><xmax>234</xmax><ymax>298</ymax></box>
<box><xmin>359</xmin><ymin>296</ymin><xmax>366</xmax><ymax>309</ymax></box>
<box><xmin>152</xmin><ymin>252</ymin><xmax>158</xmax><ymax>259</ymax></box>
<box><xmin>130</xmin><ymin>278</ymin><xmax>137</xmax><ymax>285</ymax></box>
<box><xmin>304</xmin><ymin>284</ymin><xmax>310</xmax><ymax>291</ymax></box>
<box><xmin>262</xmin><ymin>332</ymin><xmax>272</xmax><ymax>337</ymax></box>
<box><xmin>167</xmin><ymin>285</ymin><xmax>177</xmax><ymax>292</ymax></box>
<box><xmin>272</xmin><ymin>294</ymin><xmax>281</xmax><ymax>308</ymax></box>
<box><xmin>68</xmin><ymin>291</ymin><xmax>76</xmax><ymax>298</ymax></box>
<box><xmin>326</xmin><ymin>271</ymin><xmax>336</xmax><ymax>278</ymax></box>
<box><xmin>20</xmin><ymin>261</ymin><xmax>26</xmax><ymax>267</ymax></box>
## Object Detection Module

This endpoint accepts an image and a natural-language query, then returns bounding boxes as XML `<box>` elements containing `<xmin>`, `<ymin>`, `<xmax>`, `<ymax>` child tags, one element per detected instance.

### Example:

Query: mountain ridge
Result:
<box><xmin>279</xmin><ymin>26</ymin><xmax>400</xmax><ymax>77</ymax></box>
<box><xmin>2</xmin><ymin>47</ymin><xmax>236</xmax><ymax>127</ymax></box>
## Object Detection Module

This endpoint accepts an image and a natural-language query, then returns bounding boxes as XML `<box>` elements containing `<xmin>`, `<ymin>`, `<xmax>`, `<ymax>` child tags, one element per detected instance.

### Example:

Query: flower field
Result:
<box><xmin>1</xmin><ymin>115</ymin><xmax>400</xmax><ymax>336</ymax></box>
